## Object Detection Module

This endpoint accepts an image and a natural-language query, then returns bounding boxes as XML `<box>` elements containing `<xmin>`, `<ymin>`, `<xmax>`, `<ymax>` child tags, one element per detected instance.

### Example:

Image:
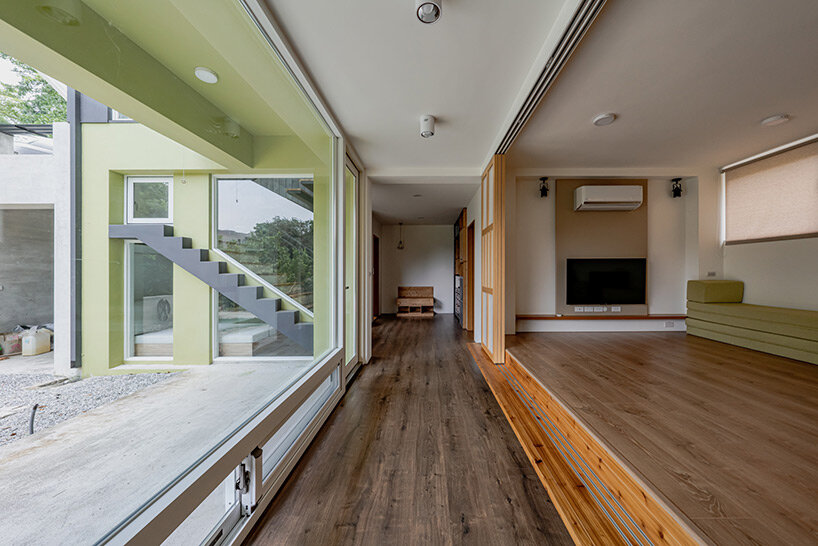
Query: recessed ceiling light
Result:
<box><xmin>36</xmin><ymin>0</ymin><xmax>82</xmax><ymax>25</ymax></box>
<box><xmin>760</xmin><ymin>114</ymin><xmax>791</xmax><ymax>127</ymax></box>
<box><xmin>416</xmin><ymin>0</ymin><xmax>442</xmax><ymax>24</ymax></box>
<box><xmin>194</xmin><ymin>67</ymin><xmax>219</xmax><ymax>84</ymax></box>
<box><xmin>412</xmin><ymin>194</ymin><xmax>422</xmax><ymax>198</ymax></box>
<box><xmin>592</xmin><ymin>113</ymin><xmax>617</xmax><ymax>126</ymax></box>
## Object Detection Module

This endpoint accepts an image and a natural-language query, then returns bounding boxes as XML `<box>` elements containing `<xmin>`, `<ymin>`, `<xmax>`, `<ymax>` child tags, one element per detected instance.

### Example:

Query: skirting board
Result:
<box><xmin>517</xmin><ymin>318</ymin><xmax>687</xmax><ymax>333</ymax></box>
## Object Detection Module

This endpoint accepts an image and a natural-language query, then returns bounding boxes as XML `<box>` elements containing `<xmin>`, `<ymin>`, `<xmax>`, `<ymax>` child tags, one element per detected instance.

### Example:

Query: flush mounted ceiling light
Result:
<box><xmin>420</xmin><ymin>114</ymin><xmax>436</xmax><ymax>138</ymax></box>
<box><xmin>416</xmin><ymin>0</ymin><xmax>442</xmax><ymax>24</ymax></box>
<box><xmin>592</xmin><ymin>113</ymin><xmax>617</xmax><ymax>126</ymax></box>
<box><xmin>412</xmin><ymin>194</ymin><xmax>422</xmax><ymax>197</ymax></box>
<box><xmin>760</xmin><ymin>114</ymin><xmax>791</xmax><ymax>127</ymax></box>
<box><xmin>194</xmin><ymin>67</ymin><xmax>219</xmax><ymax>84</ymax></box>
<box><xmin>36</xmin><ymin>0</ymin><xmax>82</xmax><ymax>25</ymax></box>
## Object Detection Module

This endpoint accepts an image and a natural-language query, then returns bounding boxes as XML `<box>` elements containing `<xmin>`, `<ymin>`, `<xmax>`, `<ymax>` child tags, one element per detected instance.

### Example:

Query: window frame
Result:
<box><xmin>126</xmin><ymin>175</ymin><xmax>174</xmax><ymax>224</ymax></box>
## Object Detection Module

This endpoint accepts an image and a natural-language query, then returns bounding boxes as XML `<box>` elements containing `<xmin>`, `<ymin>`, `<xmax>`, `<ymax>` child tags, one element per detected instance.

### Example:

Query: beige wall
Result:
<box><xmin>555</xmin><ymin>179</ymin><xmax>648</xmax><ymax>316</ymax></box>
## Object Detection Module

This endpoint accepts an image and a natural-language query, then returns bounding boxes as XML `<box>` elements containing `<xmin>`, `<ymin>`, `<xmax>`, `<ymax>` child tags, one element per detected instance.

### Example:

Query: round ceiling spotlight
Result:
<box><xmin>194</xmin><ymin>66</ymin><xmax>219</xmax><ymax>84</ymax></box>
<box><xmin>420</xmin><ymin>114</ymin><xmax>436</xmax><ymax>138</ymax></box>
<box><xmin>36</xmin><ymin>0</ymin><xmax>82</xmax><ymax>26</ymax></box>
<box><xmin>416</xmin><ymin>0</ymin><xmax>442</xmax><ymax>24</ymax></box>
<box><xmin>412</xmin><ymin>194</ymin><xmax>423</xmax><ymax>197</ymax></box>
<box><xmin>760</xmin><ymin>113</ymin><xmax>791</xmax><ymax>127</ymax></box>
<box><xmin>592</xmin><ymin>112</ymin><xmax>617</xmax><ymax>126</ymax></box>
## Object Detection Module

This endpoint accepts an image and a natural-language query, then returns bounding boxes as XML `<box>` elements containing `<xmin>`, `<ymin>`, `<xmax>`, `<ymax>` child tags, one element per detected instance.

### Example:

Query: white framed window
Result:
<box><xmin>110</xmin><ymin>109</ymin><xmax>134</xmax><ymax>122</ymax></box>
<box><xmin>124</xmin><ymin>241</ymin><xmax>174</xmax><ymax>359</ymax></box>
<box><xmin>127</xmin><ymin>176</ymin><xmax>173</xmax><ymax>224</ymax></box>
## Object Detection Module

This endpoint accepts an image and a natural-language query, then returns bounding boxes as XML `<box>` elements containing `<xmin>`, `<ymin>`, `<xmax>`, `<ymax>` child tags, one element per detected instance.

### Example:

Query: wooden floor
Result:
<box><xmin>245</xmin><ymin>316</ymin><xmax>572</xmax><ymax>545</ymax></box>
<box><xmin>507</xmin><ymin>332</ymin><xmax>818</xmax><ymax>545</ymax></box>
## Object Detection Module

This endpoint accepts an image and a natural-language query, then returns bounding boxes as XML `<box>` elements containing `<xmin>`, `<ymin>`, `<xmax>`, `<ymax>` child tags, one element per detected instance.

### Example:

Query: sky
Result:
<box><xmin>0</xmin><ymin>56</ymin><xmax>20</xmax><ymax>86</ymax></box>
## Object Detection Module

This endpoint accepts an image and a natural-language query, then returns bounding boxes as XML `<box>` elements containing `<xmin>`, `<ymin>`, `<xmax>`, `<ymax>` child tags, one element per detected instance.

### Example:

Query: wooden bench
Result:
<box><xmin>396</xmin><ymin>286</ymin><xmax>434</xmax><ymax>318</ymax></box>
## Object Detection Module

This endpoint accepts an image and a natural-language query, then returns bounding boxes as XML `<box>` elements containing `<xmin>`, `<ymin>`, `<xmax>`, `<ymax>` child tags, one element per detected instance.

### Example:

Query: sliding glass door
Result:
<box><xmin>344</xmin><ymin>162</ymin><xmax>359</xmax><ymax>374</ymax></box>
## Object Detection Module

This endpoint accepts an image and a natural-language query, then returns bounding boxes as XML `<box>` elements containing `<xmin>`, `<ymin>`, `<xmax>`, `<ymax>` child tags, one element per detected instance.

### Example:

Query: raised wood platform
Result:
<box><xmin>484</xmin><ymin>332</ymin><xmax>818</xmax><ymax>545</ymax></box>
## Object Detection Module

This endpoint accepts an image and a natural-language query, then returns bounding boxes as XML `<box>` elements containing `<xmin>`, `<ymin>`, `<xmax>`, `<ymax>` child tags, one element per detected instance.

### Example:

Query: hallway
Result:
<box><xmin>246</xmin><ymin>315</ymin><xmax>572</xmax><ymax>545</ymax></box>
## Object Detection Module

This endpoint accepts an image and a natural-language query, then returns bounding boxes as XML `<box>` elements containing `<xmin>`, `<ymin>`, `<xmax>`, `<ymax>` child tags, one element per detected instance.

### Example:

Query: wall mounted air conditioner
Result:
<box><xmin>574</xmin><ymin>185</ymin><xmax>643</xmax><ymax>211</ymax></box>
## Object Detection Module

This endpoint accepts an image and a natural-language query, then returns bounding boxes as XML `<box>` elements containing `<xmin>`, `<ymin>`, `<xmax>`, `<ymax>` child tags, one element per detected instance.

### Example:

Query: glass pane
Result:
<box><xmin>217</xmin><ymin>294</ymin><xmax>310</xmax><ymax>357</ymax></box>
<box><xmin>161</xmin><ymin>469</ymin><xmax>239</xmax><ymax>546</ymax></box>
<box><xmin>344</xmin><ymin>167</ymin><xmax>357</xmax><ymax>365</ymax></box>
<box><xmin>261</xmin><ymin>369</ymin><xmax>337</xmax><ymax>477</ymax></box>
<box><xmin>0</xmin><ymin>0</ymin><xmax>340</xmax><ymax>541</ymax></box>
<box><xmin>132</xmin><ymin>179</ymin><xmax>170</xmax><ymax>220</ymax></box>
<box><xmin>129</xmin><ymin>244</ymin><xmax>173</xmax><ymax>357</ymax></box>
<box><xmin>217</xmin><ymin>177</ymin><xmax>314</xmax><ymax>310</ymax></box>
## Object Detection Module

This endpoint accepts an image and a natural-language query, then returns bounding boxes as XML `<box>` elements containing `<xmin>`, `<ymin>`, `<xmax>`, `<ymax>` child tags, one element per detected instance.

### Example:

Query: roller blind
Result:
<box><xmin>725</xmin><ymin>140</ymin><xmax>818</xmax><ymax>244</ymax></box>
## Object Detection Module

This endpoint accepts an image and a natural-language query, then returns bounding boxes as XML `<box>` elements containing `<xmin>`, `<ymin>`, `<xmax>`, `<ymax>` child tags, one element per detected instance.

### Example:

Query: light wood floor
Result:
<box><xmin>245</xmin><ymin>316</ymin><xmax>572</xmax><ymax>545</ymax></box>
<box><xmin>507</xmin><ymin>332</ymin><xmax>818</xmax><ymax>545</ymax></box>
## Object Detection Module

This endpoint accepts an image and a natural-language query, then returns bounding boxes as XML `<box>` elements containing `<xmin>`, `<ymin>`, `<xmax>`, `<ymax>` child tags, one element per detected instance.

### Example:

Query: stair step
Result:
<box><xmin>215</xmin><ymin>273</ymin><xmax>244</xmax><ymax>289</ymax></box>
<box><xmin>258</xmin><ymin>298</ymin><xmax>281</xmax><ymax>311</ymax></box>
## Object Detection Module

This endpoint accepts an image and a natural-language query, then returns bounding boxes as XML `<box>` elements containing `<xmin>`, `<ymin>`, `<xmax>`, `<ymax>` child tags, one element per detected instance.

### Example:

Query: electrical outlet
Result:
<box><xmin>593</xmin><ymin>306</ymin><xmax>604</xmax><ymax>312</ymax></box>
<box><xmin>707</xmin><ymin>271</ymin><xmax>717</xmax><ymax>277</ymax></box>
<box><xmin>665</xmin><ymin>321</ymin><xmax>675</xmax><ymax>328</ymax></box>
<box><xmin>584</xmin><ymin>306</ymin><xmax>594</xmax><ymax>312</ymax></box>
<box><xmin>574</xmin><ymin>306</ymin><xmax>583</xmax><ymax>312</ymax></box>
<box><xmin>611</xmin><ymin>306</ymin><xmax>621</xmax><ymax>312</ymax></box>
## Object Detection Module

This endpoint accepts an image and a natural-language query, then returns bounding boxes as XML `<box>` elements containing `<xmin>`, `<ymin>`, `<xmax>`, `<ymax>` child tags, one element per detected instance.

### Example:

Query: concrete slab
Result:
<box><xmin>0</xmin><ymin>359</ymin><xmax>311</xmax><ymax>544</ymax></box>
<box><xmin>0</xmin><ymin>351</ymin><xmax>54</xmax><ymax>375</ymax></box>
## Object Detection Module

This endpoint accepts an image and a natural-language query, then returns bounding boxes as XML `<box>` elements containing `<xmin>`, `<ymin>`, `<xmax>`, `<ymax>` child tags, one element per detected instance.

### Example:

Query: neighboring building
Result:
<box><xmin>0</xmin><ymin>122</ymin><xmax>72</xmax><ymax>376</ymax></box>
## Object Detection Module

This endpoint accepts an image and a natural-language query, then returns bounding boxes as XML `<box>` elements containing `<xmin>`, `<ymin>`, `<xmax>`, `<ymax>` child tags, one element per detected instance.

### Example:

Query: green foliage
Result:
<box><xmin>245</xmin><ymin>217</ymin><xmax>314</xmax><ymax>294</ymax></box>
<box><xmin>0</xmin><ymin>53</ymin><xmax>67</xmax><ymax>124</ymax></box>
<box><xmin>132</xmin><ymin>181</ymin><xmax>170</xmax><ymax>219</ymax></box>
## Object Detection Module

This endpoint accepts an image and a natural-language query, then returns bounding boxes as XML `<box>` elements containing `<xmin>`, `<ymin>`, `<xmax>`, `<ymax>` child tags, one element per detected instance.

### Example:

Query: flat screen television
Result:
<box><xmin>566</xmin><ymin>258</ymin><xmax>646</xmax><ymax>305</ymax></box>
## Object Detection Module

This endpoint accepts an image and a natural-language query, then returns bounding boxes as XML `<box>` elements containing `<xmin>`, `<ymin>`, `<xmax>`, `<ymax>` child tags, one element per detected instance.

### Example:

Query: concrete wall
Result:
<box><xmin>0</xmin><ymin>122</ymin><xmax>71</xmax><ymax>374</ymax></box>
<box><xmin>380</xmin><ymin>224</ymin><xmax>455</xmax><ymax>314</ymax></box>
<box><xmin>0</xmin><ymin>209</ymin><xmax>54</xmax><ymax>331</ymax></box>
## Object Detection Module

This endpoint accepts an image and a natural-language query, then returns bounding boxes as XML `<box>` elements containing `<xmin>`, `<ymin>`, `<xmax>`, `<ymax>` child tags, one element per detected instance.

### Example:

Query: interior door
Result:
<box><xmin>344</xmin><ymin>162</ymin><xmax>359</xmax><ymax>374</ymax></box>
<box><xmin>373</xmin><ymin>234</ymin><xmax>380</xmax><ymax>320</ymax></box>
<box><xmin>480</xmin><ymin>155</ymin><xmax>506</xmax><ymax>363</ymax></box>
<box><xmin>467</xmin><ymin>222</ymin><xmax>475</xmax><ymax>331</ymax></box>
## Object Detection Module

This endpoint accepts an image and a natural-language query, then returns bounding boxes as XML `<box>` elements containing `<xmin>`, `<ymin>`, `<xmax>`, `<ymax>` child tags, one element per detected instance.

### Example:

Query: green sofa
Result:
<box><xmin>686</xmin><ymin>280</ymin><xmax>818</xmax><ymax>365</ymax></box>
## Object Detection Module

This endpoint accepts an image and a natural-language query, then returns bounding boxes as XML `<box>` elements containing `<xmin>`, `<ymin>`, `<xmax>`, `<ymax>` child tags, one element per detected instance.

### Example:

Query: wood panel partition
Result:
<box><xmin>481</xmin><ymin>155</ymin><xmax>506</xmax><ymax>363</ymax></box>
<box><xmin>555</xmin><ymin>179</ymin><xmax>648</xmax><ymax>317</ymax></box>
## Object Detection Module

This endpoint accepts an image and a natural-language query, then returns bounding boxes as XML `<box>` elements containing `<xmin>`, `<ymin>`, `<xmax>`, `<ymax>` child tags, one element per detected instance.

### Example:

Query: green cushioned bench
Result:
<box><xmin>686</xmin><ymin>280</ymin><xmax>818</xmax><ymax>365</ymax></box>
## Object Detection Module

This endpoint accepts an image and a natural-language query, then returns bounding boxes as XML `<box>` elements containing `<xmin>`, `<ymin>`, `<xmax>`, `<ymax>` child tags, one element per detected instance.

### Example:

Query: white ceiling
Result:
<box><xmin>508</xmin><ymin>0</ymin><xmax>818</xmax><ymax>171</ymax></box>
<box><xmin>372</xmin><ymin>182</ymin><xmax>479</xmax><ymax>225</ymax></box>
<box><xmin>264</xmin><ymin>0</ymin><xmax>573</xmax><ymax>175</ymax></box>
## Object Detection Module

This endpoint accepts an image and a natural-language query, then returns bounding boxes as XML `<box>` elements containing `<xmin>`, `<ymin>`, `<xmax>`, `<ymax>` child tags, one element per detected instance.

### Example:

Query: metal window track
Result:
<box><xmin>496</xmin><ymin>0</ymin><xmax>608</xmax><ymax>155</ymax></box>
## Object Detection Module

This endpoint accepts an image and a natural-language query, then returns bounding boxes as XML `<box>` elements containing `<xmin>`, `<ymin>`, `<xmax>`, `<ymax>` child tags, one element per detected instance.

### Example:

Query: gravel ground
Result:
<box><xmin>0</xmin><ymin>373</ymin><xmax>174</xmax><ymax>446</ymax></box>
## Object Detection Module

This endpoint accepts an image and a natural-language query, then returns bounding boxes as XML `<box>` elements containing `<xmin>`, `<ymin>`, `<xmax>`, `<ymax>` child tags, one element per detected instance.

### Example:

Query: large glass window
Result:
<box><xmin>344</xmin><ymin>165</ymin><xmax>358</xmax><ymax>369</ymax></box>
<box><xmin>0</xmin><ymin>1</ymin><xmax>344</xmax><ymax>542</ymax></box>
<box><xmin>127</xmin><ymin>243</ymin><xmax>173</xmax><ymax>358</ymax></box>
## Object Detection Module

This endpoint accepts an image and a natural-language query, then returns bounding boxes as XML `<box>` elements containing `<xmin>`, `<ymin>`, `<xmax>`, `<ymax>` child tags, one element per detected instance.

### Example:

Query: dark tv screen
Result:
<box><xmin>566</xmin><ymin>258</ymin><xmax>646</xmax><ymax>305</ymax></box>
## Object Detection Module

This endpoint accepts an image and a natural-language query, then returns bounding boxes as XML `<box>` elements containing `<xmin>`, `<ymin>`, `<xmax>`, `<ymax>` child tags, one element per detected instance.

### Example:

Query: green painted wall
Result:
<box><xmin>81</xmin><ymin>123</ymin><xmax>222</xmax><ymax>376</ymax></box>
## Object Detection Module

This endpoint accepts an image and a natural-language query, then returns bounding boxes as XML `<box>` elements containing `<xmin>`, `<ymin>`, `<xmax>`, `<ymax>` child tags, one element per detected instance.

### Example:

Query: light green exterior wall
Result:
<box><xmin>81</xmin><ymin>123</ymin><xmax>328</xmax><ymax>376</ymax></box>
<box><xmin>81</xmin><ymin>123</ymin><xmax>222</xmax><ymax>377</ymax></box>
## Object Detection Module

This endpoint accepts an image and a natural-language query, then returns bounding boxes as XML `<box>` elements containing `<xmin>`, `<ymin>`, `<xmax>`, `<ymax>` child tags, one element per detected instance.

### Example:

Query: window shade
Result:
<box><xmin>725</xmin><ymin>140</ymin><xmax>818</xmax><ymax>243</ymax></box>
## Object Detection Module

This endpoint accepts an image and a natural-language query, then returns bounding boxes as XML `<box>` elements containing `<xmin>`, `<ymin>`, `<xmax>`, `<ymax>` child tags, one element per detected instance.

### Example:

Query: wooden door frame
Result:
<box><xmin>372</xmin><ymin>234</ymin><xmax>380</xmax><ymax>320</ymax></box>
<box><xmin>467</xmin><ymin>221</ymin><xmax>475</xmax><ymax>331</ymax></box>
<box><xmin>480</xmin><ymin>154</ymin><xmax>506</xmax><ymax>363</ymax></box>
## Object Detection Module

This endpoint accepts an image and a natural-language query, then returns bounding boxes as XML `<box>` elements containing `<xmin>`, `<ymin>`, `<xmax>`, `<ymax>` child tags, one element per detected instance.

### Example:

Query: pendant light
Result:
<box><xmin>397</xmin><ymin>223</ymin><xmax>405</xmax><ymax>250</ymax></box>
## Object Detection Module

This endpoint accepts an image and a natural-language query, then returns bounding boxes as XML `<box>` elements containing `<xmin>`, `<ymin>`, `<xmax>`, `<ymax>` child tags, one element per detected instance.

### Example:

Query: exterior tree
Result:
<box><xmin>0</xmin><ymin>53</ymin><xmax>66</xmax><ymax>124</ymax></box>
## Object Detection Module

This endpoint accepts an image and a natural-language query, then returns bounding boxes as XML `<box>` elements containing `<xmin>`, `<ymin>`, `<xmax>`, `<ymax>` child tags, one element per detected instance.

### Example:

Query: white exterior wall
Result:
<box><xmin>0</xmin><ymin>122</ymin><xmax>72</xmax><ymax>375</ymax></box>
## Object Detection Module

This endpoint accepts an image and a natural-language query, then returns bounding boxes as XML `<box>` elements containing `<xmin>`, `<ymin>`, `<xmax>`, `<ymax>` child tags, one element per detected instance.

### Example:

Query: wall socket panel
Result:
<box><xmin>573</xmin><ymin>306</ymin><xmax>616</xmax><ymax>313</ymax></box>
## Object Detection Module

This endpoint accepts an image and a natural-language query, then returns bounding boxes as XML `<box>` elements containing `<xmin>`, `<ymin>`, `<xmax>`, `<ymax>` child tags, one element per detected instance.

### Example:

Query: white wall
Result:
<box><xmin>724</xmin><ymin>238</ymin><xmax>818</xmax><ymax>311</ymax></box>
<box><xmin>514</xmin><ymin>177</ymin><xmax>693</xmax><ymax>332</ymax></box>
<box><xmin>0</xmin><ymin>123</ymin><xmax>72</xmax><ymax>376</ymax></box>
<box><xmin>380</xmin><ymin>224</ymin><xmax>454</xmax><ymax>314</ymax></box>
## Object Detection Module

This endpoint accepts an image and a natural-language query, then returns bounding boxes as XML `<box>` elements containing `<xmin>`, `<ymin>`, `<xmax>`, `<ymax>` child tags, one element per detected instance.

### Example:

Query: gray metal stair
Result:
<box><xmin>109</xmin><ymin>224</ymin><xmax>313</xmax><ymax>352</ymax></box>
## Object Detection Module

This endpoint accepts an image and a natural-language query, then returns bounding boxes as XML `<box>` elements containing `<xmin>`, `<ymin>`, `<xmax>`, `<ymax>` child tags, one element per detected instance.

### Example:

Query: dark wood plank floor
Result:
<box><xmin>246</xmin><ymin>316</ymin><xmax>572</xmax><ymax>545</ymax></box>
<box><xmin>507</xmin><ymin>332</ymin><xmax>818</xmax><ymax>546</ymax></box>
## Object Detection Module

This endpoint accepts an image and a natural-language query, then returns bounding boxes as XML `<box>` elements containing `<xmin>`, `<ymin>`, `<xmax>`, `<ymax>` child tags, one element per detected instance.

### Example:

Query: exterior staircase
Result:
<box><xmin>109</xmin><ymin>224</ymin><xmax>313</xmax><ymax>352</ymax></box>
